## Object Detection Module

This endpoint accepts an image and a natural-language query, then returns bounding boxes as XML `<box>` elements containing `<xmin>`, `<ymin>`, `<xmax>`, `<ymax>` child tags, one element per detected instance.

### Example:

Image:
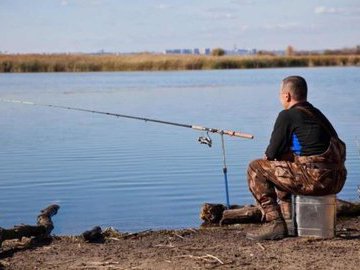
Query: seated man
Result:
<box><xmin>246</xmin><ymin>76</ymin><xmax>347</xmax><ymax>241</ymax></box>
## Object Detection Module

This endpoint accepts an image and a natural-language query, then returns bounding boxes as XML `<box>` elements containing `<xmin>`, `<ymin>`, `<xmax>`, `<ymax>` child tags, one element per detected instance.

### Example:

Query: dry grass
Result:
<box><xmin>0</xmin><ymin>53</ymin><xmax>359</xmax><ymax>72</ymax></box>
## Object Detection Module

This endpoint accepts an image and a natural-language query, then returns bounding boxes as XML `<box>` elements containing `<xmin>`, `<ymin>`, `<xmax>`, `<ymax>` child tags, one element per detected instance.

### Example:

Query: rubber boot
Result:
<box><xmin>280</xmin><ymin>202</ymin><xmax>296</xmax><ymax>236</ymax></box>
<box><xmin>246</xmin><ymin>210</ymin><xmax>287</xmax><ymax>241</ymax></box>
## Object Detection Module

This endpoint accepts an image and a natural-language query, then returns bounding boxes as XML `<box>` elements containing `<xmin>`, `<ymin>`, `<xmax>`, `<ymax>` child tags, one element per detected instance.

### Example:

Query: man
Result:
<box><xmin>246</xmin><ymin>76</ymin><xmax>346</xmax><ymax>241</ymax></box>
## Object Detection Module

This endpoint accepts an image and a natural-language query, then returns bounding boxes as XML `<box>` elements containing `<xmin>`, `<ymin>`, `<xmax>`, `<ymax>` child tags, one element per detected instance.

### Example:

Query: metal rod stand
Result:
<box><xmin>221</xmin><ymin>133</ymin><xmax>230</xmax><ymax>209</ymax></box>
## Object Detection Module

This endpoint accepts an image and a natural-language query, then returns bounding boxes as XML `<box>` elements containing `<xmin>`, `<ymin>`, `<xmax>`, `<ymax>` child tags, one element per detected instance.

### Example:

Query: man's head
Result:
<box><xmin>279</xmin><ymin>76</ymin><xmax>308</xmax><ymax>109</ymax></box>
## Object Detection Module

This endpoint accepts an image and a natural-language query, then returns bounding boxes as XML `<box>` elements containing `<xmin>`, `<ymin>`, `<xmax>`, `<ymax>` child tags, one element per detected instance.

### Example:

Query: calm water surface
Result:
<box><xmin>0</xmin><ymin>67</ymin><xmax>359</xmax><ymax>234</ymax></box>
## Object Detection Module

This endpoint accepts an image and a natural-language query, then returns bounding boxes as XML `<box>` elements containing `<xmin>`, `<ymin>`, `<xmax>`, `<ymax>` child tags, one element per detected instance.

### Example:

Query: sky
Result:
<box><xmin>0</xmin><ymin>0</ymin><xmax>359</xmax><ymax>53</ymax></box>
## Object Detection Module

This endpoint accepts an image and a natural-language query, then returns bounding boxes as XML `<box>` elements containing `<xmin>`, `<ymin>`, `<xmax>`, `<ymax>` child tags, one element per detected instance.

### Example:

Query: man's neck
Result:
<box><xmin>287</xmin><ymin>100</ymin><xmax>307</xmax><ymax>110</ymax></box>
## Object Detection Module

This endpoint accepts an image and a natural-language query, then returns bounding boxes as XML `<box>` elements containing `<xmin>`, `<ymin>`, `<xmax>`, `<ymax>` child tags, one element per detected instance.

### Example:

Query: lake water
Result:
<box><xmin>0</xmin><ymin>67</ymin><xmax>359</xmax><ymax>235</ymax></box>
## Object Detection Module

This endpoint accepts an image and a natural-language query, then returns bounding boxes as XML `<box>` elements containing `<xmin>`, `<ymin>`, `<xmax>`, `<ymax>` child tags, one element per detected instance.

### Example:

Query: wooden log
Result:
<box><xmin>82</xmin><ymin>226</ymin><xmax>104</xmax><ymax>243</ymax></box>
<box><xmin>200</xmin><ymin>199</ymin><xmax>360</xmax><ymax>226</ymax></box>
<box><xmin>336</xmin><ymin>199</ymin><xmax>360</xmax><ymax>217</ymax></box>
<box><xmin>0</xmin><ymin>204</ymin><xmax>59</xmax><ymax>247</ymax></box>
<box><xmin>199</xmin><ymin>203</ymin><xmax>227</xmax><ymax>225</ymax></box>
<box><xmin>200</xmin><ymin>203</ymin><xmax>252</xmax><ymax>226</ymax></box>
<box><xmin>220</xmin><ymin>206</ymin><xmax>262</xmax><ymax>225</ymax></box>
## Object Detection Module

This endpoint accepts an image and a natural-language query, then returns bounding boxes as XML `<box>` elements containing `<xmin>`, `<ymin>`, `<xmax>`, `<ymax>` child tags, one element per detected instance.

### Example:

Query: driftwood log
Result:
<box><xmin>200</xmin><ymin>199</ymin><xmax>360</xmax><ymax>226</ymax></box>
<box><xmin>336</xmin><ymin>199</ymin><xmax>360</xmax><ymax>217</ymax></box>
<box><xmin>200</xmin><ymin>203</ymin><xmax>261</xmax><ymax>225</ymax></box>
<box><xmin>0</xmin><ymin>204</ymin><xmax>60</xmax><ymax>247</ymax></box>
<box><xmin>82</xmin><ymin>226</ymin><xmax>104</xmax><ymax>243</ymax></box>
<box><xmin>220</xmin><ymin>205</ymin><xmax>262</xmax><ymax>225</ymax></box>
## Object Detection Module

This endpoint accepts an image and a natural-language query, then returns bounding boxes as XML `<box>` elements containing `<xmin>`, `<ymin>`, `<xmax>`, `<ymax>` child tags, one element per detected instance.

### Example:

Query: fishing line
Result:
<box><xmin>1</xmin><ymin>98</ymin><xmax>254</xmax><ymax>208</ymax></box>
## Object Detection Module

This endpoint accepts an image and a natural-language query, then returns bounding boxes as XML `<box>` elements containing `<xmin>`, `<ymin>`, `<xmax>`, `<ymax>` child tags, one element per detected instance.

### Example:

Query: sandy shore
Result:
<box><xmin>1</xmin><ymin>216</ymin><xmax>359</xmax><ymax>270</ymax></box>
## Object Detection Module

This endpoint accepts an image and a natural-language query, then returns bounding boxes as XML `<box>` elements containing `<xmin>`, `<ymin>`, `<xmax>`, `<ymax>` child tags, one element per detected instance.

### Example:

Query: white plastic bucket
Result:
<box><xmin>294</xmin><ymin>194</ymin><xmax>336</xmax><ymax>238</ymax></box>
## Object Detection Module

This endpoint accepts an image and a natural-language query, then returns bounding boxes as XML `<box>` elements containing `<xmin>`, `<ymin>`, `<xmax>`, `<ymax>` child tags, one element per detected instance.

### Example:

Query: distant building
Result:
<box><xmin>91</xmin><ymin>49</ymin><xmax>114</xmax><ymax>55</ymax></box>
<box><xmin>223</xmin><ymin>48</ymin><xmax>259</xmax><ymax>56</ymax></box>
<box><xmin>181</xmin><ymin>49</ymin><xmax>192</xmax><ymax>54</ymax></box>
<box><xmin>163</xmin><ymin>47</ymin><xmax>260</xmax><ymax>56</ymax></box>
<box><xmin>164</xmin><ymin>49</ymin><xmax>182</xmax><ymax>54</ymax></box>
<box><xmin>225</xmin><ymin>49</ymin><xmax>249</xmax><ymax>55</ymax></box>
<box><xmin>200</xmin><ymin>48</ymin><xmax>211</xmax><ymax>55</ymax></box>
<box><xmin>164</xmin><ymin>48</ymin><xmax>201</xmax><ymax>55</ymax></box>
<box><xmin>273</xmin><ymin>50</ymin><xmax>285</xmax><ymax>56</ymax></box>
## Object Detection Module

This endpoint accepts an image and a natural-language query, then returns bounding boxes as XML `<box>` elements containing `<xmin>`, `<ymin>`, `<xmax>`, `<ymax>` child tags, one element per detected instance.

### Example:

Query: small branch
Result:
<box><xmin>256</xmin><ymin>242</ymin><xmax>266</xmax><ymax>250</ymax></box>
<box><xmin>154</xmin><ymin>244</ymin><xmax>175</xmax><ymax>248</ymax></box>
<box><xmin>122</xmin><ymin>229</ymin><xmax>153</xmax><ymax>239</ymax></box>
<box><xmin>173</xmin><ymin>233</ymin><xmax>185</xmax><ymax>240</ymax></box>
<box><xmin>205</xmin><ymin>254</ymin><xmax>224</xmax><ymax>265</ymax></box>
<box><xmin>176</xmin><ymin>254</ymin><xmax>224</xmax><ymax>265</ymax></box>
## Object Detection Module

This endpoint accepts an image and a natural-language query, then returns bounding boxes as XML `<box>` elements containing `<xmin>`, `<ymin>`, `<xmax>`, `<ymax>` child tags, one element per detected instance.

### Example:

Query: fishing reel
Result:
<box><xmin>198</xmin><ymin>132</ymin><xmax>212</xmax><ymax>147</ymax></box>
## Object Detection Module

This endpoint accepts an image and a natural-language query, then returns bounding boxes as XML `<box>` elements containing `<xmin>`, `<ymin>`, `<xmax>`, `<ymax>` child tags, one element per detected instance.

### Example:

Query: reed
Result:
<box><xmin>0</xmin><ymin>54</ymin><xmax>359</xmax><ymax>73</ymax></box>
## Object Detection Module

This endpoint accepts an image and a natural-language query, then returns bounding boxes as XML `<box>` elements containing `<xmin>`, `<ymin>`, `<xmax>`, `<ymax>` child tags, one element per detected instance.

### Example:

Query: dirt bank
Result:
<box><xmin>1</xmin><ymin>217</ymin><xmax>359</xmax><ymax>270</ymax></box>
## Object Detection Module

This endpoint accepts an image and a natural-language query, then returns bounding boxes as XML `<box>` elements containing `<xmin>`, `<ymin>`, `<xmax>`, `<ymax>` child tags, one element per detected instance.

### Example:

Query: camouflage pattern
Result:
<box><xmin>247</xmin><ymin>137</ymin><xmax>347</xmax><ymax>221</ymax></box>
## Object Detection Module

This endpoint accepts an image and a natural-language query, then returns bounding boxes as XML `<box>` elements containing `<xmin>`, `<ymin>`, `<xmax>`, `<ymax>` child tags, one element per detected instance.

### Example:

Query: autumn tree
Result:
<box><xmin>211</xmin><ymin>48</ymin><xmax>225</xmax><ymax>56</ymax></box>
<box><xmin>286</xmin><ymin>45</ymin><xmax>295</xmax><ymax>56</ymax></box>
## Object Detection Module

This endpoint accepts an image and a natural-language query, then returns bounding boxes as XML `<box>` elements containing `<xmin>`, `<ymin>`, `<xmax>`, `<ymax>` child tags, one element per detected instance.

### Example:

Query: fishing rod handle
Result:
<box><xmin>223</xmin><ymin>130</ymin><xmax>254</xmax><ymax>139</ymax></box>
<box><xmin>192</xmin><ymin>125</ymin><xmax>207</xmax><ymax>131</ymax></box>
<box><xmin>192</xmin><ymin>125</ymin><xmax>254</xmax><ymax>139</ymax></box>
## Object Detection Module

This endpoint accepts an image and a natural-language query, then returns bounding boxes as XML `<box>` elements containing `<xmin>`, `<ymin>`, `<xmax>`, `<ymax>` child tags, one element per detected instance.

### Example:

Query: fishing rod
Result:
<box><xmin>1</xmin><ymin>99</ymin><xmax>254</xmax><ymax>139</ymax></box>
<box><xmin>1</xmin><ymin>98</ymin><xmax>254</xmax><ymax>208</ymax></box>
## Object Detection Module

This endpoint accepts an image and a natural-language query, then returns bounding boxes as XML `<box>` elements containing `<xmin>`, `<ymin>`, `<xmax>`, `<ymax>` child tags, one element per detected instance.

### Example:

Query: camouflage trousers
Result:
<box><xmin>247</xmin><ymin>137</ymin><xmax>347</xmax><ymax>221</ymax></box>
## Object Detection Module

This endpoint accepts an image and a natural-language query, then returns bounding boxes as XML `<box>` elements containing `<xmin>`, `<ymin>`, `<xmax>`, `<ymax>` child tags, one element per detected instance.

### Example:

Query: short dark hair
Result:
<box><xmin>282</xmin><ymin>76</ymin><xmax>307</xmax><ymax>101</ymax></box>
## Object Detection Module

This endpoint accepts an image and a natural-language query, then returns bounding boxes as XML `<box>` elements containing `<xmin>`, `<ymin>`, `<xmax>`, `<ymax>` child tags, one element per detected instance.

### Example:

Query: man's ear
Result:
<box><xmin>285</xmin><ymin>92</ymin><xmax>291</xmax><ymax>101</ymax></box>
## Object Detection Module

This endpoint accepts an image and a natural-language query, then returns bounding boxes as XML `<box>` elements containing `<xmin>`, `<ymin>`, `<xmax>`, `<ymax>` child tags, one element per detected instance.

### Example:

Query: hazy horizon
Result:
<box><xmin>1</xmin><ymin>0</ymin><xmax>359</xmax><ymax>54</ymax></box>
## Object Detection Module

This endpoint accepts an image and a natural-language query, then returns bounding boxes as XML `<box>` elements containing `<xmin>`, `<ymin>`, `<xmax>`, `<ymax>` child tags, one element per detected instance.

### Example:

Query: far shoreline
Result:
<box><xmin>1</xmin><ymin>53</ymin><xmax>359</xmax><ymax>73</ymax></box>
